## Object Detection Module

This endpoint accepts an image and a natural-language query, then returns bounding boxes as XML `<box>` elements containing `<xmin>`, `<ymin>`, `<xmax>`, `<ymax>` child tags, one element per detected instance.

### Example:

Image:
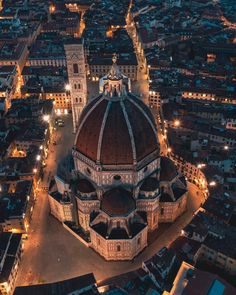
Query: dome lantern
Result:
<box><xmin>104</xmin><ymin>54</ymin><xmax>127</xmax><ymax>98</ymax></box>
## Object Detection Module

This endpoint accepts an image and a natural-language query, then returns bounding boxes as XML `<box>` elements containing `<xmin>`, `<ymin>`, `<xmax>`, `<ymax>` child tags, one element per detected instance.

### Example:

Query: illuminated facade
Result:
<box><xmin>71</xmin><ymin>58</ymin><xmax>188</xmax><ymax>260</ymax></box>
<box><xmin>64</xmin><ymin>40</ymin><xmax>87</xmax><ymax>132</ymax></box>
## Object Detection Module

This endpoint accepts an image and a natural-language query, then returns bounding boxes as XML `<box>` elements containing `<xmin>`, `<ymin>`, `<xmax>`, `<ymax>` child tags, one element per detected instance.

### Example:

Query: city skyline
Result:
<box><xmin>0</xmin><ymin>1</ymin><xmax>236</xmax><ymax>295</ymax></box>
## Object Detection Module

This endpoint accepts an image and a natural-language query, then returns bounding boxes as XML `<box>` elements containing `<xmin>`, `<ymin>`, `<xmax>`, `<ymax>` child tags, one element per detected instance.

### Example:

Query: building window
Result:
<box><xmin>74</xmin><ymin>84</ymin><xmax>77</xmax><ymax>89</ymax></box>
<box><xmin>73</xmin><ymin>63</ymin><xmax>79</xmax><ymax>74</ymax></box>
<box><xmin>113</xmin><ymin>175</ymin><xmax>121</xmax><ymax>181</ymax></box>
<box><xmin>137</xmin><ymin>238</ymin><xmax>140</xmax><ymax>245</ymax></box>
<box><xmin>117</xmin><ymin>245</ymin><xmax>121</xmax><ymax>252</ymax></box>
<box><xmin>86</xmin><ymin>168</ymin><xmax>91</xmax><ymax>175</ymax></box>
<box><xmin>117</xmin><ymin>221</ymin><xmax>120</xmax><ymax>228</ymax></box>
<box><xmin>161</xmin><ymin>208</ymin><xmax>164</xmax><ymax>215</ymax></box>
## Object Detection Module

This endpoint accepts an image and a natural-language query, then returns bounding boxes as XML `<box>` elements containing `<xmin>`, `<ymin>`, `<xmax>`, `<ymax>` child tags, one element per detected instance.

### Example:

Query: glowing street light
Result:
<box><xmin>39</xmin><ymin>145</ymin><xmax>43</xmax><ymax>150</ymax></box>
<box><xmin>209</xmin><ymin>181</ymin><xmax>216</xmax><ymax>186</ymax></box>
<box><xmin>197</xmin><ymin>163</ymin><xmax>206</xmax><ymax>169</ymax></box>
<box><xmin>43</xmin><ymin>114</ymin><xmax>50</xmax><ymax>122</ymax></box>
<box><xmin>65</xmin><ymin>84</ymin><xmax>71</xmax><ymax>91</ymax></box>
<box><xmin>224</xmin><ymin>145</ymin><xmax>229</xmax><ymax>150</ymax></box>
<box><xmin>36</xmin><ymin>155</ymin><xmax>41</xmax><ymax>161</ymax></box>
<box><xmin>167</xmin><ymin>147</ymin><xmax>172</xmax><ymax>153</ymax></box>
<box><xmin>33</xmin><ymin>168</ymin><xmax>37</xmax><ymax>174</ymax></box>
<box><xmin>174</xmin><ymin>119</ymin><xmax>180</xmax><ymax>127</ymax></box>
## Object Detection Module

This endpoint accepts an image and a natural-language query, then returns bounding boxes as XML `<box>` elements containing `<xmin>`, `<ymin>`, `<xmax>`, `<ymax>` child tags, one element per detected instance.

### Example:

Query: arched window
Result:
<box><xmin>117</xmin><ymin>245</ymin><xmax>121</xmax><ymax>252</ymax></box>
<box><xmin>86</xmin><ymin>168</ymin><xmax>91</xmax><ymax>175</ymax></box>
<box><xmin>73</xmin><ymin>63</ymin><xmax>79</xmax><ymax>74</ymax></box>
<box><xmin>113</xmin><ymin>175</ymin><xmax>121</xmax><ymax>181</ymax></box>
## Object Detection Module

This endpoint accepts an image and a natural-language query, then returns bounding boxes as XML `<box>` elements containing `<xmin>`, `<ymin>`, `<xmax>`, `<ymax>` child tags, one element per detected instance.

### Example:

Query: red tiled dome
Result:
<box><xmin>101</xmin><ymin>188</ymin><xmax>135</xmax><ymax>216</ymax></box>
<box><xmin>75</xmin><ymin>93</ymin><xmax>159</xmax><ymax>166</ymax></box>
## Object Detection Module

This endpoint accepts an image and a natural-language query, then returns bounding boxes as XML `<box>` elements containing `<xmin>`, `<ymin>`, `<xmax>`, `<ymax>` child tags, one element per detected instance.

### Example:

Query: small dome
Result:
<box><xmin>140</xmin><ymin>177</ymin><xmax>159</xmax><ymax>192</ymax></box>
<box><xmin>101</xmin><ymin>188</ymin><xmax>135</xmax><ymax>216</ymax></box>
<box><xmin>77</xmin><ymin>179</ymin><xmax>95</xmax><ymax>193</ymax></box>
<box><xmin>75</xmin><ymin>94</ymin><xmax>159</xmax><ymax>166</ymax></box>
<box><xmin>159</xmin><ymin>157</ymin><xmax>178</xmax><ymax>181</ymax></box>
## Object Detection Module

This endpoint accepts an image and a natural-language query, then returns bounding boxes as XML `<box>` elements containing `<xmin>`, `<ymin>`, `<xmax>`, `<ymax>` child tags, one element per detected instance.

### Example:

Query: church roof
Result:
<box><xmin>101</xmin><ymin>187</ymin><xmax>135</xmax><ymax>217</ymax></box>
<box><xmin>75</xmin><ymin>93</ymin><xmax>159</xmax><ymax>166</ymax></box>
<box><xmin>159</xmin><ymin>156</ymin><xmax>178</xmax><ymax>181</ymax></box>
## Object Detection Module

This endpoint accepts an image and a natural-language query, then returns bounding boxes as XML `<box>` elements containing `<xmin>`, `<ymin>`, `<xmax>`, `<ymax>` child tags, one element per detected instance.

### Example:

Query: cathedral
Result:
<box><xmin>49</xmin><ymin>57</ymin><xmax>188</xmax><ymax>261</ymax></box>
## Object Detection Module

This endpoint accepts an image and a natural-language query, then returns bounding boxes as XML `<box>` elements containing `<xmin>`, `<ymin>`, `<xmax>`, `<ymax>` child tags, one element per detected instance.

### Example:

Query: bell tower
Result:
<box><xmin>64</xmin><ymin>40</ymin><xmax>87</xmax><ymax>133</ymax></box>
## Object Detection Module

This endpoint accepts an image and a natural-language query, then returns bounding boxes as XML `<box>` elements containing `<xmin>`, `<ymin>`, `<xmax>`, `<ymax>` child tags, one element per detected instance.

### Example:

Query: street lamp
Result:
<box><xmin>197</xmin><ymin>163</ymin><xmax>206</xmax><ymax>169</ymax></box>
<box><xmin>224</xmin><ymin>145</ymin><xmax>229</xmax><ymax>150</ymax></box>
<box><xmin>65</xmin><ymin>84</ymin><xmax>71</xmax><ymax>91</ymax></box>
<box><xmin>36</xmin><ymin>155</ymin><xmax>41</xmax><ymax>161</ymax></box>
<box><xmin>167</xmin><ymin>147</ymin><xmax>172</xmax><ymax>153</ymax></box>
<box><xmin>33</xmin><ymin>168</ymin><xmax>37</xmax><ymax>174</ymax></box>
<box><xmin>174</xmin><ymin>119</ymin><xmax>180</xmax><ymax>127</ymax></box>
<box><xmin>43</xmin><ymin>114</ymin><xmax>50</xmax><ymax>122</ymax></box>
<box><xmin>209</xmin><ymin>181</ymin><xmax>216</xmax><ymax>186</ymax></box>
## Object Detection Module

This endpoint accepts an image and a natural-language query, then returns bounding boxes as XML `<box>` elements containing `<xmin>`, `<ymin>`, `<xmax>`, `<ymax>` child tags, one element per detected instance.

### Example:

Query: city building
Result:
<box><xmin>196</xmin><ymin>230</ymin><xmax>236</xmax><ymax>276</ymax></box>
<box><xmin>0</xmin><ymin>233</ymin><xmax>22</xmax><ymax>295</ymax></box>
<box><xmin>163</xmin><ymin>261</ymin><xmax>236</xmax><ymax>295</ymax></box>
<box><xmin>142</xmin><ymin>247</ymin><xmax>176</xmax><ymax>289</ymax></box>
<box><xmin>0</xmin><ymin>42</ymin><xmax>28</xmax><ymax>75</ymax></box>
<box><xmin>64</xmin><ymin>39</ymin><xmax>87</xmax><ymax>132</ymax></box>
<box><xmin>13</xmin><ymin>273</ymin><xmax>97</xmax><ymax>295</ymax></box>
<box><xmin>0</xmin><ymin>180</ymin><xmax>34</xmax><ymax>234</ymax></box>
<box><xmin>49</xmin><ymin>58</ymin><xmax>188</xmax><ymax>261</ymax></box>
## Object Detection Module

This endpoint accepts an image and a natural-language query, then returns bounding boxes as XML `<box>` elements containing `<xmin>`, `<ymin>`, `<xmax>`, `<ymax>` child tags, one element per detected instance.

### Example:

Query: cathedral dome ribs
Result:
<box><xmin>74</xmin><ymin>95</ymin><xmax>159</xmax><ymax>167</ymax></box>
